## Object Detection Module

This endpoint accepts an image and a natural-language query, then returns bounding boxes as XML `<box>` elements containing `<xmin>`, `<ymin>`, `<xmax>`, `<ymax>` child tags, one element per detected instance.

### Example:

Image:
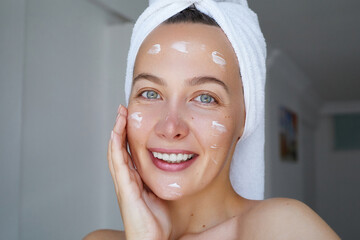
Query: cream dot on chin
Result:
<box><xmin>168</xmin><ymin>182</ymin><xmax>181</xmax><ymax>188</ymax></box>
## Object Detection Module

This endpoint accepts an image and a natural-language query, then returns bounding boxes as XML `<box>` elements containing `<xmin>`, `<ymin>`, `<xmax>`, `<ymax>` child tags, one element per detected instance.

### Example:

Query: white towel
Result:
<box><xmin>124</xmin><ymin>0</ymin><xmax>266</xmax><ymax>200</ymax></box>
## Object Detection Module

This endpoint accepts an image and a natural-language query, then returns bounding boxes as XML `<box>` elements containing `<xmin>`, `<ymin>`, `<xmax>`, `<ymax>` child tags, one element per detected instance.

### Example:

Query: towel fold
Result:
<box><xmin>124</xmin><ymin>0</ymin><xmax>266</xmax><ymax>200</ymax></box>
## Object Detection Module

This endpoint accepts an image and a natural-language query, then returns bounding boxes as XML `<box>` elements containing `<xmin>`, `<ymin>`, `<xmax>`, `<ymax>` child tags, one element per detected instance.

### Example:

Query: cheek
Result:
<box><xmin>189</xmin><ymin>109</ymin><xmax>235</xmax><ymax>155</ymax></box>
<box><xmin>128</xmin><ymin>112</ymin><xmax>143</xmax><ymax>129</ymax></box>
<box><xmin>127</xmin><ymin>106</ymin><xmax>157</xmax><ymax>153</ymax></box>
<box><xmin>127</xmin><ymin>106</ymin><xmax>156</xmax><ymax>132</ymax></box>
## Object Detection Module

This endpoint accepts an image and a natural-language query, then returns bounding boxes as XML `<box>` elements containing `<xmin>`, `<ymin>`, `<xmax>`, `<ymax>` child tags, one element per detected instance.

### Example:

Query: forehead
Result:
<box><xmin>134</xmin><ymin>23</ymin><xmax>241</xmax><ymax>88</ymax></box>
<box><xmin>141</xmin><ymin>23</ymin><xmax>234</xmax><ymax>52</ymax></box>
<box><xmin>137</xmin><ymin>23</ymin><xmax>238</xmax><ymax>66</ymax></box>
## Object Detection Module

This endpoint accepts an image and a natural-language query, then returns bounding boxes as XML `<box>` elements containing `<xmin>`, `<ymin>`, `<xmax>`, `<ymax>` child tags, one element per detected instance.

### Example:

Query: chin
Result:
<box><xmin>138</xmin><ymin>169</ymin><xmax>186</xmax><ymax>201</ymax></box>
<box><xmin>157</xmin><ymin>191</ymin><xmax>183</xmax><ymax>201</ymax></box>
<box><xmin>147</xmin><ymin>182</ymin><xmax>184</xmax><ymax>201</ymax></box>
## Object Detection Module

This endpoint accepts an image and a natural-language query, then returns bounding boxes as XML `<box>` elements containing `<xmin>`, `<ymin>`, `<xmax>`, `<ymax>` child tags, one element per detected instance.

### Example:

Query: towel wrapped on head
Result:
<box><xmin>124</xmin><ymin>0</ymin><xmax>266</xmax><ymax>200</ymax></box>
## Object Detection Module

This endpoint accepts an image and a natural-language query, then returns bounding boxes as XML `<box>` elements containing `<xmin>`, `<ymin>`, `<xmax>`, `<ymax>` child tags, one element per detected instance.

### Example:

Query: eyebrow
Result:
<box><xmin>133</xmin><ymin>73</ymin><xmax>229</xmax><ymax>93</ymax></box>
<box><xmin>133</xmin><ymin>73</ymin><xmax>166</xmax><ymax>86</ymax></box>
<box><xmin>188</xmin><ymin>76</ymin><xmax>229</xmax><ymax>93</ymax></box>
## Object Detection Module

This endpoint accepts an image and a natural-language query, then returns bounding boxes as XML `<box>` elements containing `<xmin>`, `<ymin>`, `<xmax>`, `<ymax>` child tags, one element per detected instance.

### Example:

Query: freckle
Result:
<box><xmin>190</xmin><ymin>213</ymin><xmax>194</xmax><ymax>217</ymax></box>
<box><xmin>191</xmin><ymin>117</ymin><xmax>194</xmax><ymax>120</ymax></box>
<box><xmin>202</xmin><ymin>225</ymin><xmax>206</xmax><ymax>228</ymax></box>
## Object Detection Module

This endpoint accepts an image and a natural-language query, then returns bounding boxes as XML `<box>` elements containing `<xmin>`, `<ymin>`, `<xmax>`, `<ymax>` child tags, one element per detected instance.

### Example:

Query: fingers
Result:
<box><xmin>108</xmin><ymin>137</ymin><xmax>119</xmax><ymax>195</ymax></box>
<box><xmin>107</xmin><ymin>105</ymin><xmax>129</xmax><ymax>196</ymax></box>
<box><xmin>110</xmin><ymin>104</ymin><xmax>142</xmax><ymax>197</ymax></box>
<box><xmin>114</xmin><ymin>105</ymin><xmax>127</xmax><ymax>149</ymax></box>
<box><xmin>111</xmin><ymin>105</ymin><xmax>128</xmax><ymax>167</ymax></box>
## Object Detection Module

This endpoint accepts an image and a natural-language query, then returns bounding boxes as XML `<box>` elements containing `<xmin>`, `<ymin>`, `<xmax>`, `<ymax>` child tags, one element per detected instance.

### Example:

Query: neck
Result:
<box><xmin>166</xmin><ymin>163</ymin><xmax>244</xmax><ymax>239</ymax></box>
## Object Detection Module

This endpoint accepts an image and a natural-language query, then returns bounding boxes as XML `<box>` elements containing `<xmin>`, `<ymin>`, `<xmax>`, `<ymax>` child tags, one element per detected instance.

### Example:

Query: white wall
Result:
<box><xmin>19</xmin><ymin>1</ymin><xmax>110</xmax><ymax>239</ymax></box>
<box><xmin>0</xmin><ymin>1</ymin><xmax>26</xmax><ymax>239</ymax></box>
<box><xmin>315</xmin><ymin>109</ymin><xmax>360</xmax><ymax>239</ymax></box>
<box><xmin>102</xmin><ymin>22</ymin><xmax>134</xmax><ymax>230</ymax></box>
<box><xmin>0</xmin><ymin>0</ymin><xmax>133</xmax><ymax>239</ymax></box>
<box><xmin>265</xmin><ymin>49</ymin><xmax>321</xmax><ymax>208</ymax></box>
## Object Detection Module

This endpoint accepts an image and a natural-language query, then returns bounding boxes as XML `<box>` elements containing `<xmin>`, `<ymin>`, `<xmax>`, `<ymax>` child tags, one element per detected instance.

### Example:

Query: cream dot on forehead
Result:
<box><xmin>171</xmin><ymin>41</ymin><xmax>190</xmax><ymax>53</ymax></box>
<box><xmin>147</xmin><ymin>44</ymin><xmax>161</xmax><ymax>54</ymax></box>
<box><xmin>212</xmin><ymin>51</ymin><xmax>226</xmax><ymax>66</ymax></box>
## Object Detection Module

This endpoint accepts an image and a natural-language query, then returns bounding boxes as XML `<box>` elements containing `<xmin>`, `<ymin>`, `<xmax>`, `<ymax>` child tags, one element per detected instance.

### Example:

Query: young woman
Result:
<box><xmin>85</xmin><ymin>3</ymin><xmax>339</xmax><ymax>240</ymax></box>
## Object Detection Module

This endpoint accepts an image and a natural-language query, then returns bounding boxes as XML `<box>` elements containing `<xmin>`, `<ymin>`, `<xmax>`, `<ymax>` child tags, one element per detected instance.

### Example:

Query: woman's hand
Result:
<box><xmin>108</xmin><ymin>105</ymin><xmax>171</xmax><ymax>240</ymax></box>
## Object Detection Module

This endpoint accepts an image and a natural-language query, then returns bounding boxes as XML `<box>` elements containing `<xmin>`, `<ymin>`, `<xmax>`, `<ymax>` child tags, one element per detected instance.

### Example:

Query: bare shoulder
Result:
<box><xmin>83</xmin><ymin>229</ymin><xmax>125</xmax><ymax>240</ymax></box>
<box><xmin>239</xmin><ymin>198</ymin><xmax>340</xmax><ymax>240</ymax></box>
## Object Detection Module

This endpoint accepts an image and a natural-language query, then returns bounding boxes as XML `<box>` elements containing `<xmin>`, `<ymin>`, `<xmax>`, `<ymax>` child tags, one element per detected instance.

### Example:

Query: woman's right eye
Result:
<box><xmin>141</xmin><ymin>90</ymin><xmax>160</xmax><ymax>100</ymax></box>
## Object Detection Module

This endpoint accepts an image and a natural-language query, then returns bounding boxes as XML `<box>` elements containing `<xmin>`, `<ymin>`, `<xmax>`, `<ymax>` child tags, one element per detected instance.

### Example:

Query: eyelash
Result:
<box><xmin>140</xmin><ymin>90</ymin><xmax>160</xmax><ymax>100</ymax></box>
<box><xmin>193</xmin><ymin>93</ymin><xmax>218</xmax><ymax>105</ymax></box>
<box><xmin>137</xmin><ymin>89</ymin><xmax>219</xmax><ymax>105</ymax></box>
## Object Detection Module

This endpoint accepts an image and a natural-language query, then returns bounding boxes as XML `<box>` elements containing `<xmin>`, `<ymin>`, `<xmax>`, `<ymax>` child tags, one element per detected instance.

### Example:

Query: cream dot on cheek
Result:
<box><xmin>210</xmin><ymin>144</ymin><xmax>220</xmax><ymax>149</ymax></box>
<box><xmin>212</xmin><ymin>158</ymin><xmax>218</xmax><ymax>165</ymax></box>
<box><xmin>211</xmin><ymin>121</ymin><xmax>227</xmax><ymax>134</ymax></box>
<box><xmin>129</xmin><ymin>112</ymin><xmax>143</xmax><ymax>129</ymax></box>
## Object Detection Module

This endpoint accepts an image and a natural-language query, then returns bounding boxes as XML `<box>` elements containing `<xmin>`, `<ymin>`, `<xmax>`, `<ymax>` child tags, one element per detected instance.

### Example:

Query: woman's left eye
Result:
<box><xmin>194</xmin><ymin>94</ymin><xmax>215</xmax><ymax>104</ymax></box>
<box><xmin>141</xmin><ymin>90</ymin><xmax>160</xmax><ymax>99</ymax></box>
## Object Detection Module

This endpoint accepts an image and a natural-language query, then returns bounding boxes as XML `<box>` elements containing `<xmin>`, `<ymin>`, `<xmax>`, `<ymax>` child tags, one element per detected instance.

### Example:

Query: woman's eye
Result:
<box><xmin>194</xmin><ymin>94</ymin><xmax>215</xmax><ymax>104</ymax></box>
<box><xmin>141</xmin><ymin>90</ymin><xmax>160</xmax><ymax>99</ymax></box>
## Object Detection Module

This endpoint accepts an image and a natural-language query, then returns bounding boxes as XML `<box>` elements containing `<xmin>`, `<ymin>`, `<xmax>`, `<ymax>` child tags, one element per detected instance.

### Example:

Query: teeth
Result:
<box><xmin>176</xmin><ymin>154</ymin><xmax>183</xmax><ymax>161</ymax></box>
<box><xmin>169</xmin><ymin>154</ymin><xmax>176</xmax><ymax>161</ymax></box>
<box><xmin>152</xmin><ymin>151</ymin><xmax>194</xmax><ymax>163</ymax></box>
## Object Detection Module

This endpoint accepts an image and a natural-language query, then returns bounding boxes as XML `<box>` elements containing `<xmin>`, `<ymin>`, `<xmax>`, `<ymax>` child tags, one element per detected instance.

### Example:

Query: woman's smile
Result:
<box><xmin>149</xmin><ymin>148</ymin><xmax>198</xmax><ymax>172</ymax></box>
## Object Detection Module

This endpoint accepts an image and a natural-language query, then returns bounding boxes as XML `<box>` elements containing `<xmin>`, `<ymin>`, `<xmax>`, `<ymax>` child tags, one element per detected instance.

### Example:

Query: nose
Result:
<box><xmin>154</xmin><ymin>111</ymin><xmax>189</xmax><ymax>141</ymax></box>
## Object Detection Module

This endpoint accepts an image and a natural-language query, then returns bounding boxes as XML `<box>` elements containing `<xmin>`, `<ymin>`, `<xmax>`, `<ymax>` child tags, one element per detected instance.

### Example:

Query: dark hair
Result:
<box><xmin>164</xmin><ymin>5</ymin><xmax>220</xmax><ymax>27</ymax></box>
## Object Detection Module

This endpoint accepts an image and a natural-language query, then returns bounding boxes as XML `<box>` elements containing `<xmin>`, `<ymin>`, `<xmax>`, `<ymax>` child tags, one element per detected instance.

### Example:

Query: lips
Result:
<box><xmin>148</xmin><ymin>148</ymin><xmax>198</xmax><ymax>172</ymax></box>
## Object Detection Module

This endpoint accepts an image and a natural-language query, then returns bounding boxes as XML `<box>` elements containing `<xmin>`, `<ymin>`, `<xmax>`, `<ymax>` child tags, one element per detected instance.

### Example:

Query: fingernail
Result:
<box><xmin>117</xmin><ymin>104</ymin><xmax>122</xmax><ymax>113</ymax></box>
<box><xmin>120</xmin><ymin>106</ymin><xmax>126</xmax><ymax>116</ymax></box>
<box><xmin>111</xmin><ymin>130</ymin><xmax>114</xmax><ymax>139</ymax></box>
<box><xmin>116</xmin><ymin>113</ymin><xmax>120</xmax><ymax>122</ymax></box>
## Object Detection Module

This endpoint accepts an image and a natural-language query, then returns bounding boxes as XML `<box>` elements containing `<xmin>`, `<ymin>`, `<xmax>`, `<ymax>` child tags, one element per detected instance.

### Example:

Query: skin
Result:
<box><xmin>84</xmin><ymin>23</ymin><xmax>340</xmax><ymax>240</ymax></box>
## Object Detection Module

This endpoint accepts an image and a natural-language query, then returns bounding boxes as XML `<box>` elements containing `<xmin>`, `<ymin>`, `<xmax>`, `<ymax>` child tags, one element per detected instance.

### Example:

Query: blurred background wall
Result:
<box><xmin>1</xmin><ymin>0</ymin><xmax>359</xmax><ymax>239</ymax></box>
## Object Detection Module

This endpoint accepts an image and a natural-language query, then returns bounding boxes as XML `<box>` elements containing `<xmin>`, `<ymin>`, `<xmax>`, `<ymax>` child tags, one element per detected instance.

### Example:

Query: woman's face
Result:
<box><xmin>127</xmin><ymin>23</ymin><xmax>245</xmax><ymax>200</ymax></box>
